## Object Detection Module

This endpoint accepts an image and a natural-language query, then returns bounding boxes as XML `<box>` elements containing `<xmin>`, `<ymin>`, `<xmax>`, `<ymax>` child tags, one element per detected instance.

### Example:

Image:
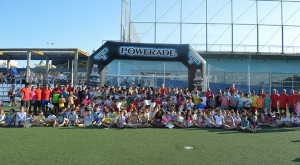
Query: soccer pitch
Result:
<box><xmin>0</xmin><ymin>126</ymin><xmax>299</xmax><ymax>165</ymax></box>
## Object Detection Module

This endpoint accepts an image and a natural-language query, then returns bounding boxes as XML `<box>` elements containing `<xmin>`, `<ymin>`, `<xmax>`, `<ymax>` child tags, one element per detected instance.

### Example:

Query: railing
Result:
<box><xmin>191</xmin><ymin>44</ymin><xmax>300</xmax><ymax>54</ymax></box>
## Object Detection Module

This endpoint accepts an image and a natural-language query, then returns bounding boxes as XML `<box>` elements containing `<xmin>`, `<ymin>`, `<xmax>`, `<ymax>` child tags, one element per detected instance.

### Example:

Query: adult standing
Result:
<box><xmin>288</xmin><ymin>89</ymin><xmax>296</xmax><ymax>118</ymax></box>
<box><xmin>20</xmin><ymin>83</ymin><xmax>31</xmax><ymax>114</ymax></box>
<box><xmin>42</xmin><ymin>84</ymin><xmax>51</xmax><ymax>115</ymax></box>
<box><xmin>29</xmin><ymin>86</ymin><xmax>36</xmax><ymax>114</ymax></box>
<box><xmin>258</xmin><ymin>88</ymin><xmax>266</xmax><ymax>99</ymax></box>
<box><xmin>34</xmin><ymin>83</ymin><xmax>42</xmax><ymax>115</ymax></box>
<box><xmin>160</xmin><ymin>83</ymin><xmax>167</xmax><ymax>95</ymax></box>
<box><xmin>279</xmin><ymin>89</ymin><xmax>288</xmax><ymax>116</ymax></box>
<box><xmin>206</xmin><ymin>88</ymin><xmax>214</xmax><ymax>99</ymax></box>
<box><xmin>229</xmin><ymin>83</ymin><xmax>236</xmax><ymax>95</ymax></box>
<box><xmin>270</xmin><ymin>89</ymin><xmax>279</xmax><ymax>113</ymax></box>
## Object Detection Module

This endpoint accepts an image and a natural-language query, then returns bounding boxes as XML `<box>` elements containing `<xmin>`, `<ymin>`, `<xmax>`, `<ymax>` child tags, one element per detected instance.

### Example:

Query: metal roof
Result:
<box><xmin>0</xmin><ymin>48</ymin><xmax>89</xmax><ymax>60</ymax></box>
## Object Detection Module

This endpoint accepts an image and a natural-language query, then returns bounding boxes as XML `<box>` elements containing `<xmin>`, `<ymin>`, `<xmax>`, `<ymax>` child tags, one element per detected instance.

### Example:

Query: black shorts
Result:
<box><xmin>21</xmin><ymin>100</ymin><xmax>30</xmax><ymax>107</ymax></box>
<box><xmin>53</xmin><ymin>103</ymin><xmax>59</xmax><ymax>108</ymax></box>
<box><xmin>229</xmin><ymin>106</ymin><xmax>237</xmax><ymax>111</ymax></box>
<box><xmin>257</xmin><ymin>108</ymin><xmax>264</xmax><ymax>113</ymax></box>
<box><xmin>271</xmin><ymin>107</ymin><xmax>278</xmax><ymax>113</ymax></box>
<box><xmin>244</xmin><ymin>107</ymin><xmax>250</xmax><ymax>111</ymax></box>
<box><xmin>35</xmin><ymin>101</ymin><xmax>42</xmax><ymax>107</ymax></box>
<box><xmin>289</xmin><ymin>107</ymin><xmax>295</xmax><ymax>113</ymax></box>
<box><xmin>10</xmin><ymin>96</ymin><xmax>15</xmax><ymax>101</ymax></box>
<box><xmin>280</xmin><ymin>107</ymin><xmax>287</xmax><ymax>112</ymax></box>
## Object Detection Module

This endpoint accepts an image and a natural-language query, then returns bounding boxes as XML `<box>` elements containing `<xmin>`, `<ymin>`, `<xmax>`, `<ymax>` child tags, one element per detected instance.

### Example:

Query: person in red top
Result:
<box><xmin>270</xmin><ymin>89</ymin><xmax>279</xmax><ymax>113</ymax></box>
<box><xmin>20</xmin><ymin>83</ymin><xmax>31</xmax><ymax>114</ymax></box>
<box><xmin>66</xmin><ymin>83</ymin><xmax>73</xmax><ymax>93</ymax></box>
<box><xmin>34</xmin><ymin>83</ymin><xmax>43</xmax><ymax>115</ymax></box>
<box><xmin>258</xmin><ymin>88</ymin><xmax>266</xmax><ymax>99</ymax></box>
<box><xmin>279</xmin><ymin>89</ymin><xmax>289</xmax><ymax>116</ymax></box>
<box><xmin>42</xmin><ymin>84</ymin><xmax>51</xmax><ymax>115</ymax></box>
<box><xmin>206</xmin><ymin>87</ymin><xmax>214</xmax><ymax>98</ymax></box>
<box><xmin>229</xmin><ymin>83</ymin><xmax>236</xmax><ymax>95</ymax></box>
<box><xmin>288</xmin><ymin>89</ymin><xmax>296</xmax><ymax>118</ymax></box>
<box><xmin>51</xmin><ymin>84</ymin><xmax>61</xmax><ymax>96</ymax></box>
<box><xmin>160</xmin><ymin>83</ymin><xmax>167</xmax><ymax>95</ymax></box>
<box><xmin>295</xmin><ymin>89</ymin><xmax>300</xmax><ymax>105</ymax></box>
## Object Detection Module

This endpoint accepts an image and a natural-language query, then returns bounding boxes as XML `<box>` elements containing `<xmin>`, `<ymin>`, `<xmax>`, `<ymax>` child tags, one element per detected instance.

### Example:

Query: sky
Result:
<box><xmin>1</xmin><ymin>0</ymin><xmax>300</xmax><ymax>68</ymax></box>
<box><xmin>0</xmin><ymin>0</ymin><xmax>121</xmax><ymax>67</ymax></box>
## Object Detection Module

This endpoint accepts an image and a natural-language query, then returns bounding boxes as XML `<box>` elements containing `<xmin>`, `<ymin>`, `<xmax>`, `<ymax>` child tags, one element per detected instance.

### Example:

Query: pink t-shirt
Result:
<box><xmin>29</xmin><ymin>91</ymin><xmax>36</xmax><ymax>101</ymax></box>
<box><xmin>162</xmin><ymin>116</ymin><xmax>171</xmax><ymax>123</ymax></box>
<box><xmin>221</xmin><ymin>96</ymin><xmax>229</xmax><ymax>106</ymax></box>
<box><xmin>82</xmin><ymin>99</ymin><xmax>91</xmax><ymax>105</ymax></box>
<box><xmin>296</xmin><ymin>103</ymin><xmax>300</xmax><ymax>113</ymax></box>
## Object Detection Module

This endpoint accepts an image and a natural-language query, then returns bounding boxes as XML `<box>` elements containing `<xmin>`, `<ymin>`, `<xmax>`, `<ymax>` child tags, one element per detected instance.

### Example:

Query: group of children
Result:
<box><xmin>0</xmin><ymin>103</ymin><xmax>299</xmax><ymax>133</ymax></box>
<box><xmin>1</xmin><ymin>83</ymin><xmax>300</xmax><ymax>133</ymax></box>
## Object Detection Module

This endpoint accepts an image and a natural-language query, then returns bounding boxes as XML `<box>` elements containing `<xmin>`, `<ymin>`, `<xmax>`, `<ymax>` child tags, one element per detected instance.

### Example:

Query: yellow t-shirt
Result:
<box><xmin>193</xmin><ymin>95</ymin><xmax>200</xmax><ymax>105</ymax></box>
<box><xmin>59</xmin><ymin>98</ymin><xmax>65</xmax><ymax>108</ymax></box>
<box><xmin>102</xmin><ymin>117</ymin><xmax>112</xmax><ymax>123</ymax></box>
<box><xmin>250</xmin><ymin>96</ymin><xmax>258</xmax><ymax>107</ymax></box>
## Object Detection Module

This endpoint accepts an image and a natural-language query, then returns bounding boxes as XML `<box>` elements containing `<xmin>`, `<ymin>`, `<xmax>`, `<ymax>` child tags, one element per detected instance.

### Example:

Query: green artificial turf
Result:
<box><xmin>0</xmin><ymin>106</ymin><xmax>299</xmax><ymax>165</ymax></box>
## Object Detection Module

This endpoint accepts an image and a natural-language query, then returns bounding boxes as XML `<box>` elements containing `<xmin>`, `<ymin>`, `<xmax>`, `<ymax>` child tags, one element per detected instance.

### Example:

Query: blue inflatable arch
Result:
<box><xmin>87</xmin><ymin>41</ymin><xmax>206</xmax><ymax>90</ymax></box>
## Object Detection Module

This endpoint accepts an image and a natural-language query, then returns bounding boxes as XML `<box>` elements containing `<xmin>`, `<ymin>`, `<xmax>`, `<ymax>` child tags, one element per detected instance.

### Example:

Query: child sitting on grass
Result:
<box><xmin>214</xmin><ymin>110</ymin><xmax>224</xmax><ymax>128</ymax></box>
<box><xmin>15</xmin><ymin>106</ymin><xmax>26</xmax><ymax>127</ymax></box>
<box><xmin>117</xmin><ymin>111</ymin><xmax>126</xmax><ymax>128</ymax></box>
<box><xmin>270</xmin><ymin>113</ymin><xmax>282</xmax><ymax>127</ymax></box>
<box><xmin>249</xmin><ymin>115</ymin><xmax>261</xmax><ymax>133</ymax></box>
<box><xmin>101</xmin><ymin>112</ymin><xmax>113</xmax><ymax>128</ymax></box>
<box><xmin>2</xmin><ymin>109</ymin><xmax>15</xmax><ymax>126</ymax></box>
<box><xmin>291</xmin><ymin>113</ymin><xmax>300</xmax><ymax>127</ymax></box>
<box><xmin>68</xmin><ymin>109</ymin><xmax>79</xmax><ymax>126</ymax></box>
<box><xmin>0</xmin><ymin>109</ymin><xmax>5</xmax><ymax>126</ymax></box>
<box><xmin>139</xmin><ymin>111</ymin><xmax>150</xmax><ymax>128</ymax></box>
<box><xmin>239</xmin><ymin>115</ymin><xmax>249</xmax><ymax>131</ymax></box>
<box><xmin>54</xmin><ymin>109</ymin><xmax>67</xmax><ymax>127</ymax></box>
<box><xmin>33</xmin><ymin>110</ymin><xmax>46</xmax><ymax>127</ymax></box>
<box><xmin>194</xmin><ymin>111</ymin><xmax>207</xmax><ymax>127</ymax></box>
<box><xmin>46</xmin><ymin>111</ymin><xmax>56</xmax><ymax>126</ymax></box>
<box><xmin>281</xmin><ymin>113</ymin><xmax>291</xmax><ymax>127</ymax></box>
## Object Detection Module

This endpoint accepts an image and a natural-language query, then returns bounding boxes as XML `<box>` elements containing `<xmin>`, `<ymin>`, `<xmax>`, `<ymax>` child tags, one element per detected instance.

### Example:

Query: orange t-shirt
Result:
<box><xmin>35</xmin><ymin>88</ymin><xmax>42</xmax><ymax>101</ymax></box>
<box><xmin>42</xmin><ymin>89</ymin><xmax>51</xmax><ymax>100</ymax></box>
<box><xmin>256</xmin><ymin>98</ymin><xmax>265</xmax><ymax>109</ymax></box>
<box><xmin>20</xmin><ymin>87</ymin><xmax>30</xmax><ymax>101</ymax></box>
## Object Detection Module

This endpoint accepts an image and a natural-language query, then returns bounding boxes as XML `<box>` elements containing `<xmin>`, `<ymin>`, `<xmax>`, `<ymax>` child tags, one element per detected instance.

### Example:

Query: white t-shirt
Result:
<box><xmin>84</xmin><ymin>115</ymin><xmax>94</xmax><ymax>121</ymax></box>
<box><xmin>47</xmin><ymin>115</ymin><xmax>56</xmax><ymax>121</ymax></box>
<box><xmin>105</xmin><ymin>100</ymin><xmax>112</xmax><ymax>107</ymax></box>
<box><xmin>281</xmin><ymin>117</ymin><xmax>289</xmax><ymax>122</ymax></box>
<box><xmin>215</xmin><ymin>115</ymin><xmax>224</xmax><ymax>125</ymax></box>
<box><xmin>202</xmin><ymin>97</ymin><xmax>207</xmax><ymax>106</ymax></box>
<box><xmin>205</xmin><ymin>116</ymin><xmax>213</xmax><ymax>124</ymax></box>
<box><xmin>98</xmin><ymin>112</ymin><xmax>105</xmax><ymax>118</ymax></box>
<box><xmin>16</xmin><ymin>112</ymin><xmax>26</xmax><ymax>121</ymax></box>
<box><xmin>291</xmin><ymin>117</ymin><xmax>300</xmax><ymax>123</ymax></box>
<box><xmin>117</xmin><ymin>116</ymin><xmax>126</xmax><ymax>124</ymax></box>
<box><xmin>244</xmin><ymin>98</ymin><xmax>252</xmax><ymax>107</ymax></box>
<box><xmin>234</xmin><ymin>117</ymin><xmax>241</xmax><ymax>123</ymax></box>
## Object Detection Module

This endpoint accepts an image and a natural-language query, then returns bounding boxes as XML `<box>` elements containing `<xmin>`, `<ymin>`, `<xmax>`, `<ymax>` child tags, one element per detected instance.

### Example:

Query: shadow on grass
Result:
<box><xmin>291</xmin><ymin>140</ymin><xmax>300</xmax><ymax>142</ymax></box>
<box><xmin>183</xmin><ymin>127</ymin><xmax>298</xmax><ymax>134</ymax></box>
<box><xmin>293</xmin><ymin>158</ymin><xmax>300</xmax><ymax>162</ymax></box>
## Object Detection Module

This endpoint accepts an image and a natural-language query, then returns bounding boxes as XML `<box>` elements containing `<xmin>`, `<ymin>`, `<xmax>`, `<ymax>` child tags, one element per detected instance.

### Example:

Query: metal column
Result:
<box><xmin>45</xmin><ymin>56</ymin><xmax>49</xmax><ymax>84</ymax></box>
<box><xmin>7</xmin><ymin>57</ymin><xmax>10</xmax><ymax>70</ymax></box>
<box><xmin>26</xmin><ymin>51</ymin><xmax>31</xmax><ymax>83</ymax></box>
<box><xmin>74</xmin><ymin>50</ymin><xmax>78</xmax><ymax>85</ymax></box>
